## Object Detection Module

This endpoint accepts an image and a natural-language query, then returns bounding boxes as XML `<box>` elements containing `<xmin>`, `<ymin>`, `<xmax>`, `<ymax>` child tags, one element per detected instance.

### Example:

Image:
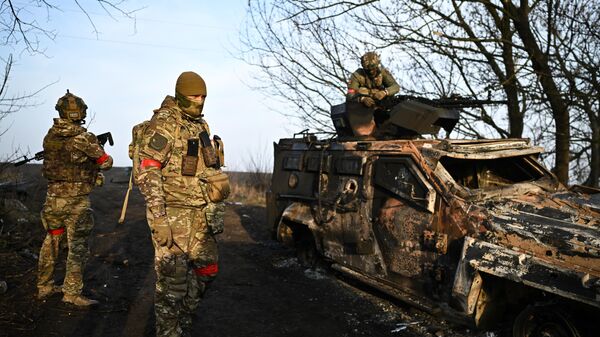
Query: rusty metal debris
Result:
<box><xmin>267</xmin><ymin>99</ymin><xmax>599</xmax><ymax>336</ymax></box>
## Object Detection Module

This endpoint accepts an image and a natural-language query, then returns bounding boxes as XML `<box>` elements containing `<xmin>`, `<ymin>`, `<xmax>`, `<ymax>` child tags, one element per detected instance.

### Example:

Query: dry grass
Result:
<box><xmin>227</xmin><ymin>171</ymin><xmax>271</xmax><ymax>206</ymax></box>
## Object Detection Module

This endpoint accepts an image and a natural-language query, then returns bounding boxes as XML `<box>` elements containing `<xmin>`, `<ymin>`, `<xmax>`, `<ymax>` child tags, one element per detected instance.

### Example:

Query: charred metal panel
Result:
<box><xmin>486</xmin><ymin>200</ymin><xmax>600</xmax><ymax>272</ymax></box>
<box><xmin>335</xmin><ymin>156</ymin><xmax>364</xmax><ymax>175</ymax></box>
<box><xmin>373</xmin><ymin>157</ymin><xmax>436</xmax><ymax>212</ymax></box>
<box><xmin>460</xmin><ymin>237</ymin><xmax>600</xmax><ymax>308</ymax></box>
<box><xmin>280</xmin><ymin>202</ymin><xmax>320</xmax><ymax>232</ymax></box>
<box><xmin>282</xmin><ymin>154</ymin><xmax>304</xmax><ymax>171</ymax></box>
<box><xmin>437</xmin><ymin>139</ymin><xmax>534</xmax><ymax>152</ymax></box>
<box><xmin>422</xmin><ymin>230</ymin><xmax>448</xmax><ymax>254</ymax></box>
<box><xmin>306</xmin><ymin>154</ymin><xmax>331</xmax><ymax>173</ymax></box>
<box><xmin>373</xmin><ymin>198</ymin><xmax>434</xmax><ymax>278</ymax></box>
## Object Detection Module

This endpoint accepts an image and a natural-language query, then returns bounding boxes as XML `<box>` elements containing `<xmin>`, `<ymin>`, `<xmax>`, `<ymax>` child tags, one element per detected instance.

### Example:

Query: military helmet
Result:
<box><xmin>55</xmin><ymin>90</ymin><xmax>87</xmax><ymax>122</ymax></box>
<box><xmin>360</xmin><ymin>52</ymin><xmax>381</xmax><ymax>70</ymax></box>
<box><xmin>175</xmin><ymin>71</ymin><xmax>207</xmax><ymax>97</ymax></box>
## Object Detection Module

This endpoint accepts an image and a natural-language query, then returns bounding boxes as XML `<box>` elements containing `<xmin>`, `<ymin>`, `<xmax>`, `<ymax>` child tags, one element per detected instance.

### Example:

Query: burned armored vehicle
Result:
<box><xmin>266</xmin><ymin>97</ymin><xmax>600</xmax><ymax>336</ymax></box>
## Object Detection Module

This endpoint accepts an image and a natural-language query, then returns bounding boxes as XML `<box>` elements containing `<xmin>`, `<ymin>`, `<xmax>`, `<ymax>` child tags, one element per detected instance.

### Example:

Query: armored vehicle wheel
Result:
<box><xmin>295</xmin><ymin>230</ymin><xmax>319</xmax><ymax>268</ymax></box>
<box><xmin>512</xmin><ymin>305</ymin><xmax>582</xmax><ymax>337</ymax></box>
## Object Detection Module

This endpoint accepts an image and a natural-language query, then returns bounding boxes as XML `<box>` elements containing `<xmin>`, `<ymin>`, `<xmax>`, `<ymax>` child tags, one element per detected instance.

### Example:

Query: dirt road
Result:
<box><xmin>0</xmin><ymin>167</ymin><xmax>480</xmax><ymax>337</ymax></box>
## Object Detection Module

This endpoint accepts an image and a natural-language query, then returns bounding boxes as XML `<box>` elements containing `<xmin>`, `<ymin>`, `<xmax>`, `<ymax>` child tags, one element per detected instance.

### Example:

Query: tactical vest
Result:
<box><xmin>157</xmin><ymin>108</ymin><xmax>226</xmax><ymax>208</ymax></box>
<box><xmin>42</xmin><ymin>129</ymin><xmax>98</xmax><ymax>184</ymax></box>
<box><xmin>356</xmin><ymin>69</ymin><xmax>383</xmax><ymax>89</ymax></box>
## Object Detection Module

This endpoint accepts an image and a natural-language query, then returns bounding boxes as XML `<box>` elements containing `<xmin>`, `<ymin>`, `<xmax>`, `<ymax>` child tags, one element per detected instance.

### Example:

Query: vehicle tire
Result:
<box><xmin>512</xmin><ymin>305</ymin><xmax>583</xmax><ymax>337</ymax></box>
<box><xmin>294</xmin><ymin>229</ymin><xmax>319</xmax><ymax>268</ymax></box>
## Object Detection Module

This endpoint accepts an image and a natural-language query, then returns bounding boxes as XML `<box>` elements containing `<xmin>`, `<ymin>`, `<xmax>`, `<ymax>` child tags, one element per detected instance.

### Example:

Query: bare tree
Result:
<box><xmin>241</xmin><ymin>0</ymin><xmax>599</xmax><ymax>186</ymax></box>
<box><xmin>0</xmin><ymin>0</ymin><xmax>141</xmax><ymax>149</ymax></box>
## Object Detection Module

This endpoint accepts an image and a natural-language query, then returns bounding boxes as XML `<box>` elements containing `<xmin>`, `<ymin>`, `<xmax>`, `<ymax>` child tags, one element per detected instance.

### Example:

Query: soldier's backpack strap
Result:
<box><xmin>118</xmin><ymin>169</ymin><xmax>133</xmax><ymax>224</ymax></box>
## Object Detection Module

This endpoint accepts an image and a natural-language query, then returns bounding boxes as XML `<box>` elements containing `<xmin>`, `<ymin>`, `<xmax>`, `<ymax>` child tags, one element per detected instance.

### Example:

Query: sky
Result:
<box><xmin>1</xmin><ymin>0</ymin><xmax>292</xmax><ymax>171</ymax></box>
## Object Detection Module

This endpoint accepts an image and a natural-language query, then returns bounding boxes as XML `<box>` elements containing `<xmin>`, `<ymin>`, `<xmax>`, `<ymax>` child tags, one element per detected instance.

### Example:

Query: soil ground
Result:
<box><xmin>0</xmin><ymin>166</ymin><xmax>491</xmax><ymax>337</ymax></box>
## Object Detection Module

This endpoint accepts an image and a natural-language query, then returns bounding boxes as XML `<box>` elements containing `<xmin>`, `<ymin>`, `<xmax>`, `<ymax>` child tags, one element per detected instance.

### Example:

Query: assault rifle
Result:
<box><xmin>386</xmin><ymin>94</ymin><xmax>508</xmax><ymax>110</ymax></box>
<box><xmin>13</xmin><ymin>151</ymin><xmax>45</xmax><ymax>167</ymax></box>
<box><xmin>13</xmin><ymin>131</ymin><xmax>114</xmax><ymax>167</ymax></box>
<box><xmin>96</xmin><ymin>132</ymin><xmax>114</xmax><ymax>147</ymax></box>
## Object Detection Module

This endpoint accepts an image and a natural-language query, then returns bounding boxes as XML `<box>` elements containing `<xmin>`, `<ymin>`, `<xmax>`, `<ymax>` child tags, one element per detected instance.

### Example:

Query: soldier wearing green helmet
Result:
<box><xmin>346</xmin><ymin>52</ymin><xmax>400</xmax><ymax>136</ymax></box>
<box><xmin>347</xmin><ymin>51</ymin><xmax>400</xmax><ymax>107</ymax></box>
<box><xmin>37</xmin><ymin>90</ymin><xmax>113</xmax><ymax>306</ymax></box>
<box><xmin>134</xmin><ymin>71</ymin><xmax>229</xmax><ymax>336</ymax></box>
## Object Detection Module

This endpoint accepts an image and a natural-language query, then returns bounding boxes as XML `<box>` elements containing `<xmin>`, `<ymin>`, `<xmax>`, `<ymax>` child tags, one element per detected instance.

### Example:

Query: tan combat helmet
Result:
<box><xmin>55</xmin><ymin>90</ymin><xmax>88</xmax><ymax>123</ymax></box>
<box><xmin>360</xmin><ymin>52</ymin><xmax>381</xmax><ymax>77</ymax></box>
<box><xmin>175</xmin><ymin>71</ymin><xmax>207</xmax><ymax>118</ymax></box>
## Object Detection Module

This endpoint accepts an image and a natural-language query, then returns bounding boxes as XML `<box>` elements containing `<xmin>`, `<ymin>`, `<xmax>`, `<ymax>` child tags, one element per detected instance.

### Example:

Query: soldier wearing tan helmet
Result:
<box><xmin>346</xmin><ymin>52</ymin><xmax>400</xmax><ymax>136</ymax></box>
<box><xmin>37</xmin><ymin>90</ymin><xmax>113</xmax><ymax>306</ymax></box>
<box><xmin>134</xmin><ymin>71</ymin><xmax>229</xmax><ymax>336</ymax></box>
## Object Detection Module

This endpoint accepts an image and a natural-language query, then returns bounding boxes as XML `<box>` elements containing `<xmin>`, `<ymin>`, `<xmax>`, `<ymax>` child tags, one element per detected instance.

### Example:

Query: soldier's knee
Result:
<box><xmin>157</xmin><ymin>255</ymin><xmax>188</xmax><ymax>298</ymax></box>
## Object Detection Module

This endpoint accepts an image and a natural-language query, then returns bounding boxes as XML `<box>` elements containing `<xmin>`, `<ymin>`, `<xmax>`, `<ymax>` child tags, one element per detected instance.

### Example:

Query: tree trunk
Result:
<box><xmin>506</xmin><ymin>1</ymin><xmax>570</xmax><ymax>184</ymax></box>
<box><xmin>499</xmin><ymin>14</ymin><xmax>523</xmax><ymax>138</ymax></box>
<box><xmin>585</xmin><ymin>120</ymin><xmax>600</xmax><ymax>187</ymax></box>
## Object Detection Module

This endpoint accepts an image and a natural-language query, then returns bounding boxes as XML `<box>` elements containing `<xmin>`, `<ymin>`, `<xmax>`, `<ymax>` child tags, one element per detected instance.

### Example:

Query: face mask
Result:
<box><xmin>367</xmin><ymin>66</ymin><xmax>380</xmax><ymax>78</ymax></box>
<box><xmin>176</xmin><ymin>92</ymin><xmax>204</xmax><ymax>119</ymax></box>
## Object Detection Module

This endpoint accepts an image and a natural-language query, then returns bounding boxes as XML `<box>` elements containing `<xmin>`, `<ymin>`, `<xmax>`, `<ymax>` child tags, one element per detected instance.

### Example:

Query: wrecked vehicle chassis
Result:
<box><xmin>267</xmin><ymin>136</ymin><xmax>600</xmax><ymax>336</ymax></box>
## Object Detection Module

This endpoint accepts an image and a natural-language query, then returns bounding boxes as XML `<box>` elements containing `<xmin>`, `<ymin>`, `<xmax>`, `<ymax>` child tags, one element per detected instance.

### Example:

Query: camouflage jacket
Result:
<box><xmin>137</xmin><ymin>96</ymin><xmax>217</xmax><ymax>217</ymax></box>
<box><xmin>43</xmin><ymin>118</ymin><xmax>112</xmax><ymax>197</ymax></box>
<box><xmin>346</xmin><ymin>67</ymin><xmax>400</xmax><ymax>102</ymax></box>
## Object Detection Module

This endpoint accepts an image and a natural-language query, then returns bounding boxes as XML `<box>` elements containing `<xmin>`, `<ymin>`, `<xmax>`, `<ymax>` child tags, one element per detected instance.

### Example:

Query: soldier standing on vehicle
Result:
<box><xmin>37</xmin><ymin>90</ymin><xmax>113</xmax><ymax>306</ymax></box>
<box><xmin>346</xmin><ymin>52</ymin><xmax>400</xmax><ymax>136</ymax></box>
<box><xmin>134</xmin><ymin>71</ymin><xmax>229</xmax><ymax>336</ymax></box>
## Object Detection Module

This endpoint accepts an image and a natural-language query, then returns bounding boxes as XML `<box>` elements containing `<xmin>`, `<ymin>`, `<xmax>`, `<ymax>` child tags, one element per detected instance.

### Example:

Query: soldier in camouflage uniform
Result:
<box><xmin>135</xmin><ymin>71</ymin><xmax>229</xmax><ymax>337</ymax></box>
<box><xmin>346</xmin><ymin>52</ymin><xmax>400</xmax><ymax>136</ymax></box>
<box><xmin>37</xmin><ymin>90</ymin><xmax>113</xmax><ymax>306</ymax></box>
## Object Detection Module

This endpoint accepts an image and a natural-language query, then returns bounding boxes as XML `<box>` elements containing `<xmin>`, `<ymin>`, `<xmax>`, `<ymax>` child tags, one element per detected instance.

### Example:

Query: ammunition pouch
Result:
<box><xmin>182</xmin><ymin>139</ymin><xmax>200</xmax><ymax>176</ymax></box>
<box><xmin>201</xmin><ymin>170</ymin><xmax>230</xmax><ymax>202</ymax></box>
<box><xmin>214</xmin><ymin>135</ymin><xmax>225</xmax><ymax>167</ymax></box>
<box><xmin>182</xmin><ymin>156</ymin><xmax>199</xmax><ymax>176</ymax></box>
<box><xmin>200</xmin><ymin>131</ymin><xmax>219</xmax><ymax>168</ymax></box>
<box><xmin>201</xmin><ymin>147</ymin><xmax>218</xmax><ymax>168</ymax></box>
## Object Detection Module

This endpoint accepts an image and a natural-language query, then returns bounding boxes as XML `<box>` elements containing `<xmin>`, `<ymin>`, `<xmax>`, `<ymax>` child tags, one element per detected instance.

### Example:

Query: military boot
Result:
<box><xmin>62</xmin><ymin>294</ymin><xmax>99</xmax><ymax>306</ymax></box>
<box><xmin>37</xmin><ymin>285</ymin><xmax>62</xmax><ymax>299</ymax></box>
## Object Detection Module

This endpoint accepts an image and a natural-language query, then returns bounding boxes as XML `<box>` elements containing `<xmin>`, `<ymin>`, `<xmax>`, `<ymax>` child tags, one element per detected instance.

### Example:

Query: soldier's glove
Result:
<box><xmin>205</xmin><ymin>203</ymin><xmax>225</xmax><ymax>235</ymax></box>
<box><xmin>360</xmin><ymin>96</ymin><xmax>376</xmax><ymax>108</ymax></box>
<box><xmin>151</xmin><ymin>215</ymin><xmax>173</xmax><ymax>248</ymax></box>
<box><xmin>95</xmin><ymin>172</ymin><xmax>105</xmax><ymax>187</ymax></box>
<box><xmin>99</xmin><ymin>155</ymin><xmax>113</xmax><ymax>170</ymax></box>
<box><xmin>372</xmin><ymin>89</ymin><xmax>387</xmax><ymax>100</ymax></box>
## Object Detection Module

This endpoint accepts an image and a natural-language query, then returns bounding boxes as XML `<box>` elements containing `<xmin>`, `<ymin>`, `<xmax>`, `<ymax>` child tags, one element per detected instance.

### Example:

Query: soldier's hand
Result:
<box><xmin>152</xmin><ymin>216</ymin><xmax>173</xmax><ymax>248</ymax></box>
<box><xmin>361</xmin><ymin>96</ymin><xmax>376</xmax><ymax>108</ymax></box>
<box><xmin>372</xmin><ymin>89</ymin><xmax>387</xmax><ymax>100</ymax></box>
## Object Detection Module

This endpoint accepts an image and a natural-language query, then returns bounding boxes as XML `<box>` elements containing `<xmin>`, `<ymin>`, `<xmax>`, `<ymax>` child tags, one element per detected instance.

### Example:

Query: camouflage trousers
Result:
<box><xmin>147</xmin><ymin>206</ymin><xmax>219</xmax><ymax>337</ymax></box>
<box><xmin>38</xmin><ymin>195</ymin><xmax>93</xmax><ymax>296</ymax></box>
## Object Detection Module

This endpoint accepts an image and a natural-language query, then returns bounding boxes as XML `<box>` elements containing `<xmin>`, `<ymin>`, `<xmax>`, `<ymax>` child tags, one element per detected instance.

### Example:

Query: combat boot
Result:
<box><xmin>37</xmin><ymin>285</ymin><xmax>62</xmax><ymax>299</ymax></box>
<box><xmin>62</xmin><ymin>294</ymin><xmax>99</xmax><ymax>306</ymax></box>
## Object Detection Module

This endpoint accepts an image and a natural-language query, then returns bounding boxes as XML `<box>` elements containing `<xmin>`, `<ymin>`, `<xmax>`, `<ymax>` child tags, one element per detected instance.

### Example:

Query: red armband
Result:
<box><xmin>140</xmin><ymin>159</ymin><xmax>162</xmax><ymax>170</ymax></box>
<box><xmin>48</xmin><ymin>228</ymin><xmax>65</xmax><ymax>236</ymax></box>
<box><xmin>96</xmin><ymin>153</ymin><xmax>110</xmax><ymax>164</ymax></box>
<box><xmin>347</xmin><ymin>88</ymin><xmax>356</xmax><ymax>94</ymax></box>
<box><xmin>194</xmin><ymin>263</ymin><xmax>218</xmax><ymax>276</ymax></box>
